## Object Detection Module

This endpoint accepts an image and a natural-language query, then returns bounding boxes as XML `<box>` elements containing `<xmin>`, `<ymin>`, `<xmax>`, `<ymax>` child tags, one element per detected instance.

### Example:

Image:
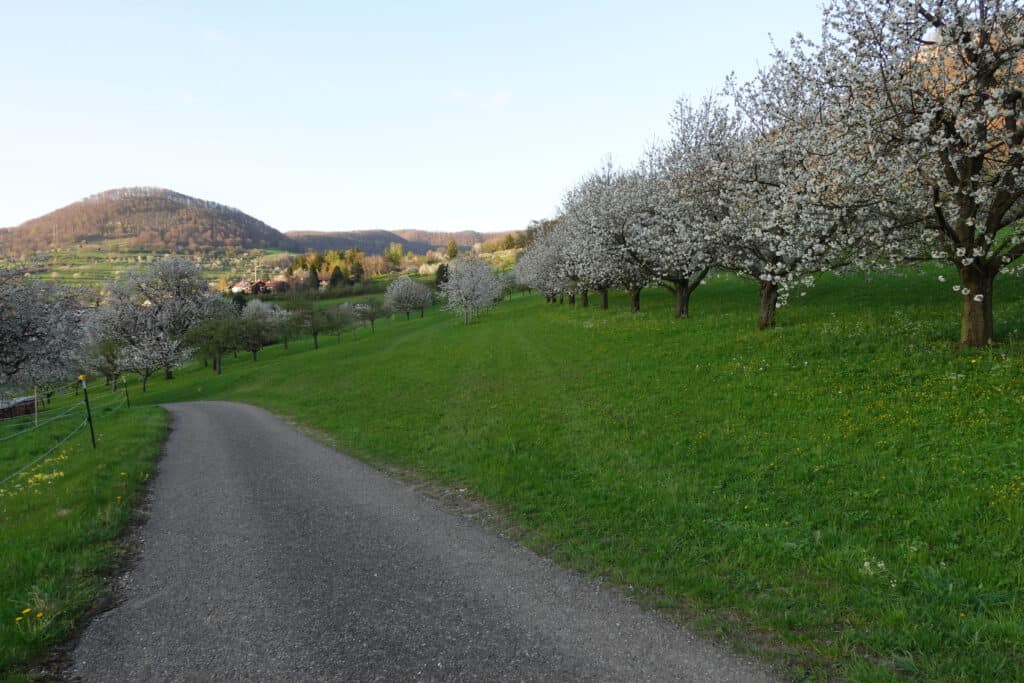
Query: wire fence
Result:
<box><xmin>0</xmin><ymin>378</ymin><xmax>132</xmax><ymax>487</ymax></box>
<box><xmin>0</xmin><ymin>403</ymin><xmax>83</xmax><ymax>443</ymax></box>
<box><xmin>0</xmin><ymin>419</ymin><xmax>89</xmax><ymax>487</ymax></box>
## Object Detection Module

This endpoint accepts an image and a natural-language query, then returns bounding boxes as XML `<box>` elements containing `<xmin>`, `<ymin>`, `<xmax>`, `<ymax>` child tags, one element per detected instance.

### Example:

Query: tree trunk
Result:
<box><xmin>599</xmin><ymin>288</ymin><xmax>609</xmax><ymax>309</ymax></box>
<box><xmin>568</xmin><ymin>294</ymin><xmax>575</xmax><ymax>306</ymax></box>
<box><xmin>141</xmin><ymin>375</ymin><xmax>149</xmax><ymax>393</ymax></box>
<box><xmin>312</xmin><ymin>332</ymin><xmax>319</xmax><ymax>350</ymax></box>
<box><xmin>666</xmin><ymin>279</ymin><xmax>691</xmax><ymax>319</ymax></box>
<box><xmin>420</xmin><ymin>308</ymin><xmax>425</xmax><ymax>318</ymax></box>
<box><xmin>959</xmin><ymin>267</ymin><xmax>996</xmax><ymax>347</ymax></box>
<box><xmin>406</xmin><ymin>311</ymin><xmax>410</xmax><ymax>320</ymax></box>
<box><xmin>581</xmin><ymin>289</ymin><xmax>589</xmax><ymax>307</ymax></box>
<box><xmin>757</xmin><ymin>281</ymin><xmax>779</xmax><ymax>330</ymax></box>
<box><xmin>215</xmin><ymin>353</ymin><xmax>222</xmax><ymax>375</ymax></box>
<box><xmin>629</xmin><ymin>287</ymin><xmax>641</xmax><ymax>313</ymax></box>
<box><xmin>251</xmin><ymin>350</ymin><xmax>258</xmax><ymax>362</ymax></box>
<box><xmin>283</xmin><ymin>336</ymin><xmax>289</xmax><ymax>350</ymax></box>
<box><xmin>559</xmin><ymin>294</ymin><xmax>564</xmax><ymax>304</ymax></box>
<box><xmin>164</xmin><ymin>365</ymin><xmax>173</xmax><ymax>380</ymax></box>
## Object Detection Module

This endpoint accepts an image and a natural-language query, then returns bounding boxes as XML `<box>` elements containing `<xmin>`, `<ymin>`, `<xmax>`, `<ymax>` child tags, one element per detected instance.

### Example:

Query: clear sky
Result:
<box><xmin>1</xmin><ymin>1</ymin><xmax>824</xmax><ymax>233</ymax></box>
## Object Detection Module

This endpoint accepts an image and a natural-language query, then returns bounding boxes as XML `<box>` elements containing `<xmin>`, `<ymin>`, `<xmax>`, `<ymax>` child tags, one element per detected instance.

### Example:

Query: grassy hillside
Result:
<box><xmin>81</xmin><ymin>270</ymin><xmax>1024</xmax><ymax>678</ymax></box>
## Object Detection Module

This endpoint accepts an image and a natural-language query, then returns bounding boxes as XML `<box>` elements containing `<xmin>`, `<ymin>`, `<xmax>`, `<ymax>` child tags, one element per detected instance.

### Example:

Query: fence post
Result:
<box><xmin>79</xmin><ymin>375</ymin><xmax>97</xmax><ymax>449</ymax></box>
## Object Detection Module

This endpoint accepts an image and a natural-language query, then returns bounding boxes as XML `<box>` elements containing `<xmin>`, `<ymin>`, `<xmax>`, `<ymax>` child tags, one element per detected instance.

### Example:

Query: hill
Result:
<box><xmin>0</xmin><ymin>187</ymin><xmax>514</xmax><ymax>257</ymax></box>
<box><xmin>286</xmin><ymin>229</ymin><xmax>510</xmax><ymax>254</ymax></box>
<box><xmin>0</xmin><ymin>188</ymin><xmax>291</xmax><ymax>254</ymax></box>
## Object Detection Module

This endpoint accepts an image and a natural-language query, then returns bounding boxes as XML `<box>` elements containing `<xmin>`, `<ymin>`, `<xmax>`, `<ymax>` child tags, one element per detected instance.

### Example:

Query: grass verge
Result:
<box><xmin>0</xmin><ymin>386</ymin><xmax>167</xmax><ymax>682</ymax></box>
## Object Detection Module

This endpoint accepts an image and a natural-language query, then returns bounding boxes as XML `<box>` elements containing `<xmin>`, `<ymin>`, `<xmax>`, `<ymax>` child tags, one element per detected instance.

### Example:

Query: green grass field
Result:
<box><xmin>120</xmin><ymin>267</ymin><xmax>1024</xmax><ymax>681</ymax></box>
<box><xmin>0</xmin><ymin>386</ymin><xmax>167</xmax><ymax>681</ymax></box>
<box><xmin>4</xmin><ymin>266</ymin><xmax>1023</xmax><ymax>680</ymax></box>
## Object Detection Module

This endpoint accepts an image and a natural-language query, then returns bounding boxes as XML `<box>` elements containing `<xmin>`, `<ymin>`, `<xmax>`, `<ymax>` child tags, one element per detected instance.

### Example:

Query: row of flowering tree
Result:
<box><xmin>515</xmin><ymin>0</ymin><xmax>1024</xmax><ymax>346</ymax></box>
<box><xmin>3</xmin><ymin>254</ymin><xmax>504</xmax><ymax>397</ymax></box>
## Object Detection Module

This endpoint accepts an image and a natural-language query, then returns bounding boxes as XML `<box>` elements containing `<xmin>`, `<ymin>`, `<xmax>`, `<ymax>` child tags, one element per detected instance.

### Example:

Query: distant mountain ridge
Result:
<box><xmin>0</xmin><ymin>187</ymin><xmax>510</xmax><ymax>255</ymax></box>
<box><xmin>285</xmin><ymin>229</ymin><xmax>503</xmax><ymax>254</ymax></box>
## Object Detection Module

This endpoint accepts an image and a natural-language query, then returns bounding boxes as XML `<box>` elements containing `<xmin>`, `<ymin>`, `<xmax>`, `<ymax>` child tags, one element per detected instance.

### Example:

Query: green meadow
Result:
<box><xmin>4</xmin><ymin>267</ymin><xmax>1024</xmax><ymax>680</ymax></box>
<box><xmin>0</xmin><ymin>387</ymin><xmax>166</xmax><ymax>681</ymax></box>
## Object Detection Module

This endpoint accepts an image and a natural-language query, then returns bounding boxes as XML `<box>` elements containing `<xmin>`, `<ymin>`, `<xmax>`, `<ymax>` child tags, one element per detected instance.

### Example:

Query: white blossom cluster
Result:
<box><xmin>516</xmin><ymin>0</ymin><xmax>1023</xmax><ymax>343</ymax></box>
<box><xmin>385</xmin><ymin>276</ymin><xmax>433</xmax><ymax>319</ymax></box>
<box><xmin>83</xmin><ymin>256</ymin><xmax>215</xmax><ymax>389</ymax></box>
<box><xmin>0</xmin><ymin>262</ymin><xmax>82</xmax><ymax>393</ymax></box>
<box><xmin>441</xmin><ymin>256</ymin><xmax>503</xmax><ymax>323</ymax></box>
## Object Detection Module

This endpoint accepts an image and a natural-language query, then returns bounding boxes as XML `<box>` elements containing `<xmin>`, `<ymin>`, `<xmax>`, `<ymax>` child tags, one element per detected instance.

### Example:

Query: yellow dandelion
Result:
<box><xmin>15</xmin><ymin>616</ymin><xmax>22</xmax><ymax>622</ymax></box>
<box><xmin>35</xmin><ymin>612</ymin><xmax>43</xmax><ymax>619</ymax></box>
<box><xmin>20</xmin><ymin>608</ymin><xmax>30</xmax><ymax>614</ymax></box>
<box><xmin>120</xmin><ymin>472</ymin><xmax>127</xmax><ymax>477</ymax></box>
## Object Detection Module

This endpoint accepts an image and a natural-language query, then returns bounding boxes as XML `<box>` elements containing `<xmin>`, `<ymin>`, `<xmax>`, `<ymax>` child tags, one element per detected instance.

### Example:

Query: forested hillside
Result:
<box><xmin>287</xmin><ymin>229</ymin><xmax>510</xmax><ymax>254</ymax></box>
<box><xmin>1</xmin><ymin>188</ymin><xmax>291</xmax><ymax>253</ymax></box>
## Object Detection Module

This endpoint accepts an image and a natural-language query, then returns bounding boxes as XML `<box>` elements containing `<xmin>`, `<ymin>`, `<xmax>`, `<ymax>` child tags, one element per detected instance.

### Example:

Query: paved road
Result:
<box><xmin>70</xmin><ymin>401</ymin><xmax>775</xmax><ymax>682</ymax></box>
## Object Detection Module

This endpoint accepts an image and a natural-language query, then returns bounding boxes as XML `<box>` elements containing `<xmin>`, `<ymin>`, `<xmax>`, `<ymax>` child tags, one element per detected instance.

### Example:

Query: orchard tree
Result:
<box><xmin>98</xmin><ymin>280</ymin><xmax>196</xmax><ymax>389</ymax></box>
<box><xmin>440</xmin><ymin>255</ymin><xmax>503</xmax><ymax>323</ymax></box>
<box><xmin>354</xmin><ymin>297</ymin><xmax>392</xmax><ymax>332</ymax></box>
<box><xmin>294</xmin><ymin>300</ymin><xmax>331</xmax><ymax>349</ymax></box>
<box><xmin>808</xmin><ymin>0</ymin><xmax>1024</xmax><ymax>345</ymax></box>
<box><xmin>240</xmin><ymin>299</ymin><xmax>282</xmax><ymax>361</ymax></box>
<box><xmin>82</xmin><ymin>305</ymin><xmax>126</xmax><ymax>389</ymax></box>
<box><xmin>185</xmin><ymin>300</ymin><xmax>241</xmax><ymax>374</ymax></box>
<box><xmin>643</xmin><ymin>98</ymin><xmax>742</xmax><ymax>318</ymax></box>
<box><xmin>514</xmin><ymin>227</ymin><xmax>574</xmax><ymax>302</ymax></box>
<box><xmin>560</xmin><ymin>164</ymin><xmax>656</xmax><ymax>311</ymax></box>
<box><xmin>386</xmin><ymin>275</ymin><xmax>433</xmax><ymax>319</ymax></box>
<box><xmin>713</xmin><ymin>43</ymin><xmax>902</xmax><ymax>331</ymax></box>
<box><xmin>328</xmin><ymin>304</ymin><xmax>357</xmax><ymax>342</ymax></box>
<box><xmin>120</xmin><ymin>256</ymin><xmax>212</xmax><ymax>377</ymax></box>
<box><xmin>117</xmin><ymin>332</ymin><xmax>190</xmax><ymax>392</ymax></box>
<box><xmin>0</xmin><ymin>264</ymin><xmax>81</xmax><ymax>387</ymax></box>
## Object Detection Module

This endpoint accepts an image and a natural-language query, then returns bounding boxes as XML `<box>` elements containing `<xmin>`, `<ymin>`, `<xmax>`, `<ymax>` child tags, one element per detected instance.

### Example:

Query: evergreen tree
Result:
<box><xmin>434</xmin><ymin>263</ymin><xmax>449</xmax><ymax>288</ymax></box>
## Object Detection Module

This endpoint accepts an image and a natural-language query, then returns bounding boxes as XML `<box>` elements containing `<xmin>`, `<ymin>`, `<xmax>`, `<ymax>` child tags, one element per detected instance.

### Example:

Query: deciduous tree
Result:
<box><xmin>440</xmin><ymin>256</ymin><xmax>503</xmax><ymax>323</ymax></box>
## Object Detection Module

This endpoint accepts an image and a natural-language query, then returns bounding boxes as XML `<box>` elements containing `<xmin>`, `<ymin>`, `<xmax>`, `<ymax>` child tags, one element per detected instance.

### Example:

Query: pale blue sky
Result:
<box><xmin>1</xmin><ymin>1</ymin><xmax>823</xmax><ymax>232</ymax></box>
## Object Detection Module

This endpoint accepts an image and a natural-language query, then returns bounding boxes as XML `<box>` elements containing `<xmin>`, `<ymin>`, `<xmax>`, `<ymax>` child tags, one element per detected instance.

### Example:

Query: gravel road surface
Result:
<box><xmin>69</xmin><ymin>401</ymin><xmax>775</xmax><ymax>682</ymax></box>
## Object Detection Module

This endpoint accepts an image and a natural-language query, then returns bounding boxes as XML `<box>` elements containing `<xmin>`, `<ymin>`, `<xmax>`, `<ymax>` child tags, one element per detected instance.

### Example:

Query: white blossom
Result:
<box><xmin>440</xmin><ymin>256</ymin><xmax>503</xmax><ymax>323</ymax></box>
